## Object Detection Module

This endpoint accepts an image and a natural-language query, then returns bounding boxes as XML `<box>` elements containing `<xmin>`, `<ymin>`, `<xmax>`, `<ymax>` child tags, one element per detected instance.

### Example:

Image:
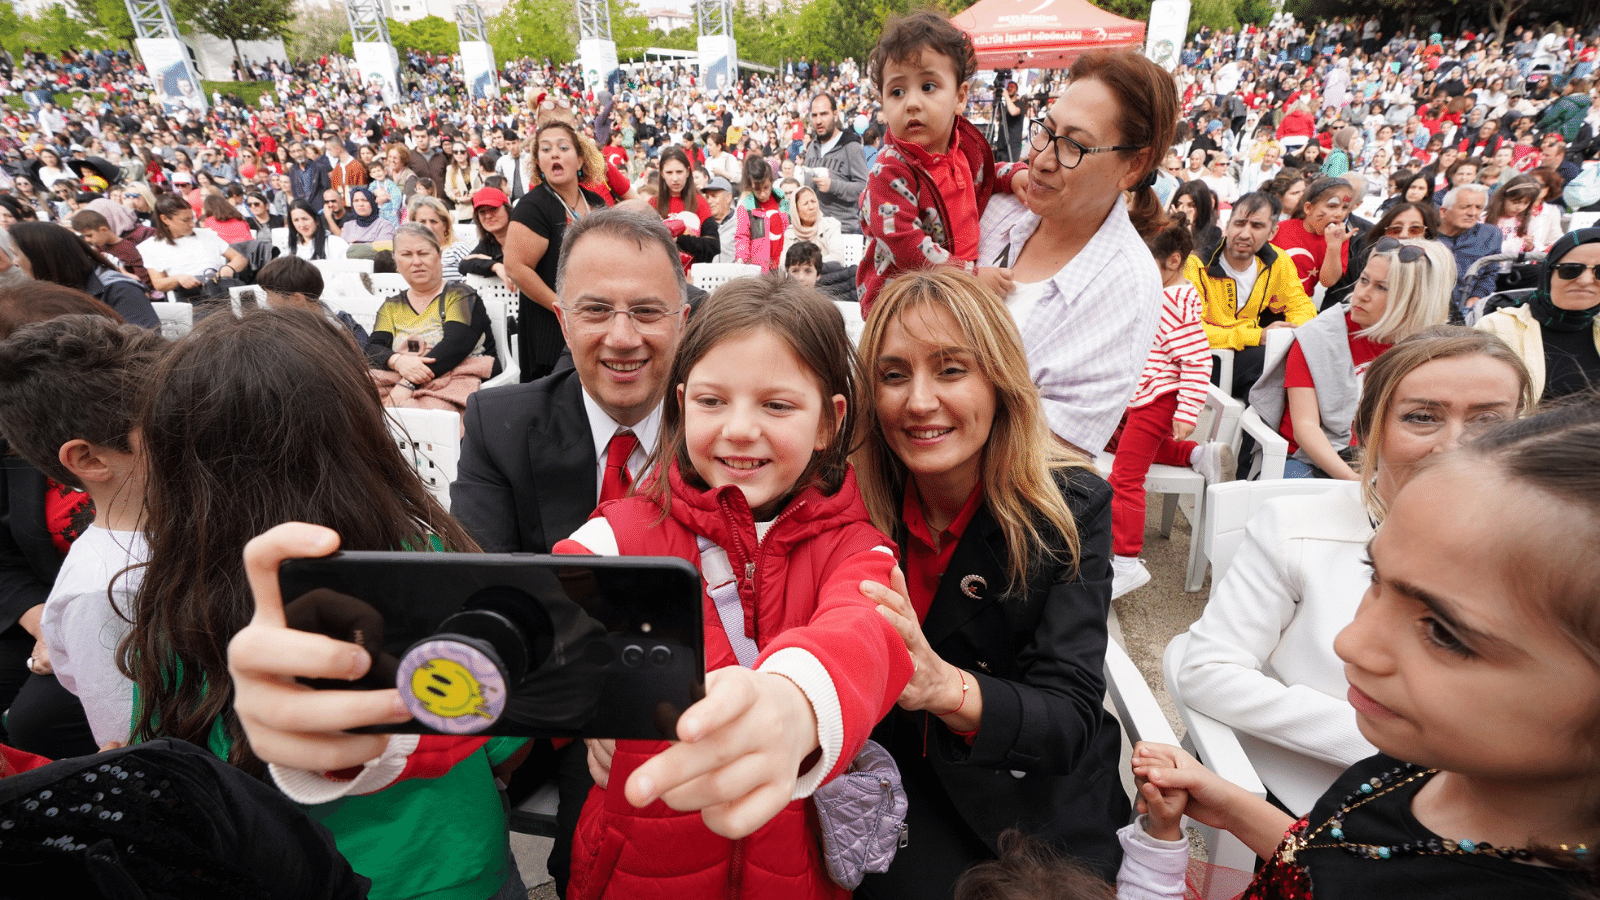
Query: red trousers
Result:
<box><xmin>1107</xmin><ymin>391</ymin><xmax>1199</xmax><ymax>557</ymax></box>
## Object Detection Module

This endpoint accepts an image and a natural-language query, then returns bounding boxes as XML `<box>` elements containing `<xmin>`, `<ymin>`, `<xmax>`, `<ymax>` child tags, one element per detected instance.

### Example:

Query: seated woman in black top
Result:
<box><xmin>503</xmin><ymin>121</ymin><xmax>608</xmax><ymax>381</ymax></box>
<box><xmin>9</xmin><ymin>222</ymin><xmax>158</xmax><ymax>329</ymax></box>
<box><xmin>1476</xmin><ymin>227</ymin><xmax>1600</xmax><ymax>401</ymax></box>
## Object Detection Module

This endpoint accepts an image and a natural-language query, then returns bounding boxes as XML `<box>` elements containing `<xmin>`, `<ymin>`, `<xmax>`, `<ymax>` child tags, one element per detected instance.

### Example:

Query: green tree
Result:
<box><xmin>68</xmin><ymin>0</ymin><xmax>137</xmax><ymax>51</ymax></box>
<box><xmin>488</xmin><ymin>0</ymin><xmax>577</xmax><ymax>66</ymax></box>
<box><xmin>172</xmin><ymin>0</ymin><xmax>296</xmax><ymax>67</ymax></box>
<box><xmin>389</xmin><ymin>15</ymin><xmax>459</xmax><ymax>55</ymax></box>
<box><xmin>8</xmin><ymin>6</ymin><xmax>117</xmax><ymax>56</ymax></box>
<box><xmin>286</xmin><ymin>4</ymin><xmax>351</xmax><ymax>60</ymax></box>
<box><xmin>610</xmin><ymin>0</ymin><xmax>653</xmax><ymax>59</ymax></box>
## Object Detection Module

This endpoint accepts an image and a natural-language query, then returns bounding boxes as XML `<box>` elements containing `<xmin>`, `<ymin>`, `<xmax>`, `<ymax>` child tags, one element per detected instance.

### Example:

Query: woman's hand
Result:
<box><xmin>393</xmin><ymin>354</ymin><xmax>436</xmax><ymax>385</ymax></box>
<box><xmin>28</xmin><ymin>637</ymin><xmax>52</xmax><ymax>675</ymax></box>
<box><xmin>625</xmin><ymin>666</ymin><xmax>819</xmax><ymax>840</ymax></box>
<box><xmin>229</xmin><ymin>523</ymin><xmax>413</xmax><ymax>773</ymax></box>
<box><xmin>863</xmin><ymin>570</ymin><xmax>963</xmax><ymax>714</ymax></box>
<box><xmin>177</xmin><ymin>274</ymin><xmax>203</xmax><ymax>289</ymax></box>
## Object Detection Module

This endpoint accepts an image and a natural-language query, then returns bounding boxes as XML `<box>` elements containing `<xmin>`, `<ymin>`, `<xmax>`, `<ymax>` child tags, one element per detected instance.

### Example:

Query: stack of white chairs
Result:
<box><xmin>385</xmin><ymin>408</ymin><xmax>460</xmax><ymax>510</ymax></box>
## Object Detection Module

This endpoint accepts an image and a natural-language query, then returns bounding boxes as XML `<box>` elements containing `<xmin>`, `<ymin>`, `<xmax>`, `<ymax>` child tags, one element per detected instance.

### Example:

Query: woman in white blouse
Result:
<box><xmin>137</xmin><ymin>194</ymin><xmax>249</xmax><ymax>299</ymax></box>
<box><xmin>1176</xmin><ymin>328</ymin><xmax>1532</xmax><ymax>815</ymax></box>
<box><xmin>781</xmin><ymin>187</ymin><xmax>843</xmax><ymax>264</ymax></box>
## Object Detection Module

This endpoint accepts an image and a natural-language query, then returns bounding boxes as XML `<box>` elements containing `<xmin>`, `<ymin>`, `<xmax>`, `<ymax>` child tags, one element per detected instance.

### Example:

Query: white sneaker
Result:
<box><xmin>1194</xmin><ymin>442</ymin><xmax>1237</xmax><ymax>485</ymax></box>
<box><xmin>1111</xmin><ymin>555</ymin><xmax>1151</xmax><ymax>600</ymax></box>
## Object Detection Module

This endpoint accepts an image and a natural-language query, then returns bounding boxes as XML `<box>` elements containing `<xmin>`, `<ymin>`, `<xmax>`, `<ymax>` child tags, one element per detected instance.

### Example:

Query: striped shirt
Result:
<box><xmin>1129</xmin><ymin>282</ymin><xmax>1212</xmax><ymax>427</ymax></box>
<box><xmin>978</xmin><ymin>194</ymin><xmax>1163</xmax><ymax>454</ymax></box>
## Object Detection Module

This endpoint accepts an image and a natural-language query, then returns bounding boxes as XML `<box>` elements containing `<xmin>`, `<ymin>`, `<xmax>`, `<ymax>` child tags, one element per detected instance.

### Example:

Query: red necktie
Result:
<box><xmin>600</xmin><ymin>431</ymin><xmax>638</xmax><ymax>503</ymax></box>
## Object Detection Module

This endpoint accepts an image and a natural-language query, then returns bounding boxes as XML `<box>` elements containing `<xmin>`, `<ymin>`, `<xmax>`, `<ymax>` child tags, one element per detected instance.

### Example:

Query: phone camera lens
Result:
<box><xmin>621</xmin><ymin>644</ymin><xmax>645</xmax><ymax>667</ymax></box>
<box><xmin>649</xmin><ymin>646</ymin><xmax>672</xmax><ymax>667</ymax></box>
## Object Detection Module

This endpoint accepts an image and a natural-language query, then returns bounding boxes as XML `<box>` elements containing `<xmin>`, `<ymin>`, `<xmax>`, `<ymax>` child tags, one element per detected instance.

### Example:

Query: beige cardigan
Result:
<box><xmin>1476</xmin><ymin>303</ymin><xmax>1600</xmax><ymax>400</ymax></box>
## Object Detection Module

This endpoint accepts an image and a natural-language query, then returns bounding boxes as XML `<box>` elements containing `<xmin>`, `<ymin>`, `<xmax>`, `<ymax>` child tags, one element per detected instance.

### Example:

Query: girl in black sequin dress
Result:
<box><xmin>1133</xmin><ymin>399</ymin><xmax>1600</xmax><ymax>900</ymax></box>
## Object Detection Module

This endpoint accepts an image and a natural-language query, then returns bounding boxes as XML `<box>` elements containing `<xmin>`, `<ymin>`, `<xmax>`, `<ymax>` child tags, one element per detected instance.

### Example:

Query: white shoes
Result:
<box><xmin>1111</xmin><ymin>555</ymin><xmax>1151</xmax><ymax>600</ymax></box>
<box><xmin>1194</xmin><ymin>442</ymin><xmax>1237</xmax><ymax>485</ymax></box>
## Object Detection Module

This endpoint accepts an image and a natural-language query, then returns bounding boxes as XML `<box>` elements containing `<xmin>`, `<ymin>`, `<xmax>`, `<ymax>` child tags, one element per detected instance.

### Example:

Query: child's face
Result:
<box><xmin>787</xmin><ymin>263</ymin><xmax>818</xmax><ymax>287</ymax></box>
<box><xmin>1335</xmin><ymin>459</ymin><xmax>1600</xmax><ymax>785</ymax></box>
<box><xmin>679</xmin><ymin>327</ymin><xmax>845</xmax><ymax>520</ymax></box>
<box><xmin>879</xmin><ymin>49</ymin><xmax>970</xmax><ymax>154</ymax></box>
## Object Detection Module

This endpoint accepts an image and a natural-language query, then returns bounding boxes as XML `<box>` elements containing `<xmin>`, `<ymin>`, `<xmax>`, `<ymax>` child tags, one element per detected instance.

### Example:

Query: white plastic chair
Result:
<box><xmin>1569</xmin><ymin>211</ymin><xmax>1600</xmax><ymax>232</ymax></box>
<box><xmin>1094</xmin><ymin>384</ymin><xmax>1244</xmax><ymax>592</ymax></box>
<box><xmin>689</xmin><ymin>262</ymin><xmax>760</xmax><ymax>292</ymax></box>
<box><xmin>385</xmin><ymin>408</ymin><xmax>460</xmax><ymax>510</ymax></box>
<box><xmin>150</xmin><ymin>301</ymin><xmax>192</xmax><ymax>339</ymax></box>
<box><xmin>837</xmin><ymin>233</ymin><xmax>866</xmax><ymax>268</ymax></box>
<box><xmin>1161</xmin><ymin>633</ymin><xmax>1267</xmax><ymax>872</ymax></box>
<box><xmin>322</xmin><ymin>293</ymin><xmax>386</xmax><ymax>336</ymax></box>
<box><xmin>1239</xmin><ymin>408</ymin><xmax>1289</xmax><ymax>480</ymax></box>
<box><xmin>270</xmin><ymin>227</ymin><xmax>289</xmax><ymax>252</ymax></box>
<box><xmin>1210</xmin><ymin>347</ymin><xmax>1234</xmax><ymax>395</ymax></box>
<box><xmin>478</xmin><ymin>297</ymin><xmax>519</xmax><ymax>389</ymax></box>
<box><xmin>834</xmin><ymin>300</ymin><xmax>864</xmax><ymax>346</ymax></box>
<box><xmin>227</xmin><ymin>284</ymin><xmax>267</xmax><ymax>317</ymax></box>
<box><xmin>463</xmin><ymin>274</ymin><xmax>521</xmax><ymax>362</ymax></box>
<box><xmin>1162</xmin><ymin>478</ymin><xmax>1349</xmax><ymax>867</ymax></box>
<box><xmin>367</xmin><ymin>273</ymin><xmax>409</xmax><ymax>297</ymax></box>
<box><xmin>1103</xmin><ymin>639</ymin><xmax>1179</xmax><ymax>749</ymax></box>
<box><xmin>312</xmin><ymin>258</ymin><xmax>375</xmax><ymax>278</ymax></box>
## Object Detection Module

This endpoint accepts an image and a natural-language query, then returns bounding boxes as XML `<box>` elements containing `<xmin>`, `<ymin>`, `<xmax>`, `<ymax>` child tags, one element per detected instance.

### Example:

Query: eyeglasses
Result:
<box><xmin>1552</xmin><ymin>262</ymin><xmax>1600</xmax><ymax>281</ymax></box>
<box><xmin>560</xmin><ymin>302</ymin><xmax>684</xmax><ymax>333</ymax></box>
<box><xmin>1371</xmin><ymin>237</ymin><xmax>1431</xmax><ymax>264</ymax></box>
<box><xmin>1026</xmin><ymin>119</ymin><xmax>1146</xmax><ymax>169</ymax></box>
<box><xmin>1384</xmin><ymin>223</ymin><xmax>1428</xmax><ymax>237</ymax></box>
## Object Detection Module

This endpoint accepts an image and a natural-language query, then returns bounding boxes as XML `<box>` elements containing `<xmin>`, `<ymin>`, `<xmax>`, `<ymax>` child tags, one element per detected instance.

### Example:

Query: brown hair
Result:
<box><xmin>653</xmin><ymin>145</ymin><xmax>708</xmax><ymax>221</ymax></box>
<box><xmin>0</xmin><ymin>283</ymin><xmax>122</xmax><ymax>338</ymax></box>
<box><xmin>384</xmin><ymin>141</ymin><xmax>412</xmax><ymax>171</ymax></box>
<box><xmin>644</xmin><ymin>275</ymin><xmax>862</xmax><ymax>515</ymax></box>
<box><xmin>151</xmin><ymin>193</ymin><xmax>193</xmax><ymax>244</ymax></box>
<box><xmin>1065</xmin><ymin>50</ymin><xmax>1179</xmax><ymax>238</ymax></box>
<box><xmin>1352</xmin><ymin>325</ymin><xmax>1533</xmax><ymax>521</ymax></box>
<box><xmin>125</xmin><ymin>307</ymin><xmax>479</xmax><ymax>774</ymax></box>
<box><xmin>0</xmin><ymin>314</ymin><xmax>165</xmax><ymax>488</ymax></box>
<box><xmin>1485</xmin><ymin>174</ymin><xmax>1541</xmax><ymax>238</ymax></box>
<box><xmin>855</xmin><ymin>268</ymin><xmax>1086</xmax><ymax>590</ymax></box>
<box><xmin>953</xmin><ymin>829</ymin><xmax>1117</xmax><ymax>900</ymax></box>
<box><xmin>202</xmin><ymin>192</ymin><xmax>246</xmax><ymax>224</ymax></box>
<box><xmin>869</xmin><ymin>9</ymin><xmax>977</xmax><ymax>91</ymax></box>
<box><xmin>532</xmin><ymin>120</ymin><xmax>601</xmax><ymax>185</ymax></box>
<box><xmin>1144</xmin><ymin>217</ymin><xmax>1193</xmax><ymax>263</ymax></box>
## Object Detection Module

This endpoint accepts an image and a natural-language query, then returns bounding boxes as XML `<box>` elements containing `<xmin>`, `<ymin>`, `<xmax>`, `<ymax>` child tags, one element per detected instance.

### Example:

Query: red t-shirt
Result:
<box><xmin>601</xmin><ymin>144</ymin><xmax>628</xmax><ymax>170</ymax></box>
<box><xmin>901</xmin><ymin>481</ymin><xmax>984</xmax><ymax>624</ymax></box>
<box><xmin>667</xmin><ymin>194</ymin><xmax>712</xmax><ymax>224</ymax></box>
<box><xmin>1278</xmin><ymin>314</ymin><xmax>1391</xmax><ymax>454</ymax></box>
<box><xmin>1272</xmin><ymin>218</ymin><xmax>1349</xmax><ymax>296</ymax></box>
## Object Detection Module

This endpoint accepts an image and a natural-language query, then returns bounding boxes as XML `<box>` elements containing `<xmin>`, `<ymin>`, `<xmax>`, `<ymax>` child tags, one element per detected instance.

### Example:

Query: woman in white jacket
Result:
<box><xmin>1176</xmin><ymin>327</ymin><xmax>1532</xmax><ymax>815</ymax></box>
<box><xmin>781</xmin><ymin>186</ymin><xmax>844</xmax><ymax>264</ymax></box>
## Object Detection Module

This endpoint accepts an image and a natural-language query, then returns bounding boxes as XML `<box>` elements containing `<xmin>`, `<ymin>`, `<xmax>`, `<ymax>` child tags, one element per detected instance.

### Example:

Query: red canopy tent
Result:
<box><xmin>952</xmin><ymin>0</ymin><xmax>1147</xmax><ymax>70</ymax></box>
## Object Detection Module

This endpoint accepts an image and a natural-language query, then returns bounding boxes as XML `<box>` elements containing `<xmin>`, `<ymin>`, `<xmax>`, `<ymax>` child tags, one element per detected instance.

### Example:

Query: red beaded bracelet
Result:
<box><xmin>933</xmin><ymin>669</ymin><xmax>970</xmax><ymax>718</ymax></box>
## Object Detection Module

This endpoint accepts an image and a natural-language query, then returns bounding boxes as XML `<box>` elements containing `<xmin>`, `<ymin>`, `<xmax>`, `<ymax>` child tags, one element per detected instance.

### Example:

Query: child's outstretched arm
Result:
<box><xmin>624</xmin><ymin>665</ymin><xmax>820</xmax><ymax>840</ymax></box>
<box><xmin>1131</xmin><ymin>741</ymin><xmax>1294</xmax><ymax>860</ymax></box>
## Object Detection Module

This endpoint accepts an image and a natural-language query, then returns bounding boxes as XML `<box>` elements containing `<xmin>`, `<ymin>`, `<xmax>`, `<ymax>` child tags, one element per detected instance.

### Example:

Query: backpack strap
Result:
<box><xmin>695</xmin><ymin>535</ymin><xmax>758</xmax><ymax>668</ymax></box>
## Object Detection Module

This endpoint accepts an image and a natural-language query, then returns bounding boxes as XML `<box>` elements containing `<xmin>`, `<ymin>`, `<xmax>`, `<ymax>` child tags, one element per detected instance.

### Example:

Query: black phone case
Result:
<box><xmin>279</xmin><ymin>552</ymin><xmax>705</xmax><ymax>739</ymax></box>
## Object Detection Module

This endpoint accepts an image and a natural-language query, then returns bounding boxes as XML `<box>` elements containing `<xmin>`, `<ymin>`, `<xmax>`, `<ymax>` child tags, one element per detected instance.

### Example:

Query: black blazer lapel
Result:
<box><xmin>921</xmin><ymin>509</ymin><xmax>1008</xmax><ymax>650</ymax></box>
<box><xmin>527</xmin><ymin>374</ymin><xmax>600</xmax><ymax>549</ymax></box>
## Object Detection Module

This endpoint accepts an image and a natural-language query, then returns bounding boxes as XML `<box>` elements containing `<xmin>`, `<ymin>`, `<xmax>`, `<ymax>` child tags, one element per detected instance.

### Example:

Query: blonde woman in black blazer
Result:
<box><xmin>854</xmin><ymin>268</ymin><xmax>1130</xmax><ymax>897</ymax></box>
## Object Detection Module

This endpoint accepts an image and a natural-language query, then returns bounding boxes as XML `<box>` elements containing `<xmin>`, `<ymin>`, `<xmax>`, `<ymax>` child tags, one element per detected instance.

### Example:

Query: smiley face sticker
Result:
<box><xmin>396</xmin><ymin>638</ymin><xmax>509</xmax><ymax>733</ymax></box>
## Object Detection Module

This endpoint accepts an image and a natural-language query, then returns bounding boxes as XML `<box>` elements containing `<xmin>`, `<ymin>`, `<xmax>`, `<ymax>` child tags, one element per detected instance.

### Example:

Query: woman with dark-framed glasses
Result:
<box><xmin>975</xmin><ymin>50</ymin><xmax>1176</xmax><ymax>456</ymax></box>
<box><xmin>1478</xmin><ymin>227</ymin><xmax>1600</xmax><ymax>401</ymax></box>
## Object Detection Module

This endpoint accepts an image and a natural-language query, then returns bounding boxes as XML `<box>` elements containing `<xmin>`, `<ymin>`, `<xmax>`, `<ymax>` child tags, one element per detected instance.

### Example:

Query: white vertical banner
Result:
<box><xmin>137</xmin><ymin>38</ymin><xmax>208</xmax><ymax>115</ymax></box>
<box><xmin>697</xmin><ymin>34</ymin><xmax>737</xmax><ymax>98</ymax></box>
<box><xmin>352</xmin><ymin>41</ymin><xmax>401</xmax><ymax>105</ymax></box>
<box><xmin>460</xmin><ymin>40</ymin><xmax>500</xmax><ymax>99</ymax></box>
<box><xmin>578</xmin><ymin>38</ymin><xmax>619</xmax><ymax>95</ymax></box>
<box><xmin>1144</xmin><ymin>0</ymin><xmax>1191</xmax><ymax>71</ymax></box>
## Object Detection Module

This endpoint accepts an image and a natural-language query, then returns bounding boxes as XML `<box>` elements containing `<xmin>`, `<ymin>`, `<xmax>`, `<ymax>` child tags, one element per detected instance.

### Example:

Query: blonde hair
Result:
<box><xmin>1352</xmin><ymin>326</ymin><xmax>1533</xmax><ymax>521</ymax></box>
<box><xmin>854</xmin><ymin>268</ymin><xmax>1087</xmax><ymax>590</ymax></box>
<box><xmin>407</xmin><ymin>195</ymin><xmax>457</xmax><ymax>246</ymax></box>
<box><xmin>1356</xmin><ymin>238</ymin><xmax>1454</xmax><ymax>344</ymax></box>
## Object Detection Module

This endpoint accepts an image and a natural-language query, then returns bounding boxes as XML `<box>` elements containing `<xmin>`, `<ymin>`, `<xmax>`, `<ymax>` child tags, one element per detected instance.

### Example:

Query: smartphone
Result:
<box><xmin>406</xmin><ymin>338</ymin><xmax>421</xmax><ymax>353</ymax></box>
<box><xmin>279</xmin><ymin>552</ymin><xmax>705</xmax><ymax>739</ymax></box>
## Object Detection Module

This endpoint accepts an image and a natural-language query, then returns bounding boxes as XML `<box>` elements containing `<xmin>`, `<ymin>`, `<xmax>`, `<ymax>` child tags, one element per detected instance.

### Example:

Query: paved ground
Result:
<box><xmin>512</xmin><ymin>501</ymin><xmax>1208</xmax><ymax>897</ymax></box>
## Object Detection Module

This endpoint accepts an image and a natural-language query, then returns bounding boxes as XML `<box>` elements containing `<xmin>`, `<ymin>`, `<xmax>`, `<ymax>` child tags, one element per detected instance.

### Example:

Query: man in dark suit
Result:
<box><xmin>450</xmin><ymin>206</ymin><xmax>689</xmax><ymax>894</ymax></box>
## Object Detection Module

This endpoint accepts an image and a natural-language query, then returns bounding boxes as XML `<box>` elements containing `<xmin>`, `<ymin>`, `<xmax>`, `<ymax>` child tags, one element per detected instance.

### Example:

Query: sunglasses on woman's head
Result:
<box><xmin>1552</xmin><ymin>263</ymin><xmax>1600</xmax><ymax>281</ymax></box>
<box><xmin>1371</xmin><ymin>237</ymin><xmax>1430</xmax><ymax>264</ymax></box>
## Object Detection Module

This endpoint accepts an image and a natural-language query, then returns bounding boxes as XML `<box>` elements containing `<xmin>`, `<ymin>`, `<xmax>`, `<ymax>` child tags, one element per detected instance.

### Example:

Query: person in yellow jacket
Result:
<box><xmin>1183</xmin><ymin>193</ymin><xmax>1318</xmax><ymax>396</ymax></box>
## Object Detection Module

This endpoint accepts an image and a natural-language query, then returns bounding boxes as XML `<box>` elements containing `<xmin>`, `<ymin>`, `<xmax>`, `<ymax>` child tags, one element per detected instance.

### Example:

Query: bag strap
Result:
<box><xmin>695</xmin><ymin>535</ymin><xmax>759</xmax><ymax>668</ymax></box>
